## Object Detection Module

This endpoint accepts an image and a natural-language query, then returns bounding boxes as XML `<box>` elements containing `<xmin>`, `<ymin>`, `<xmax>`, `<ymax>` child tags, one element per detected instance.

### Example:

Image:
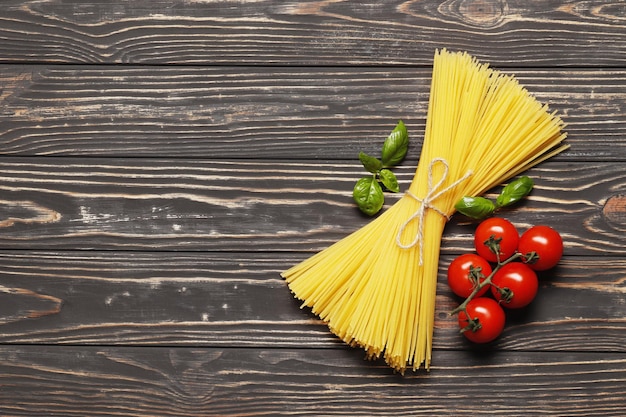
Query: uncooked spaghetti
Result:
<box><xmin>282</xmin><ymin>49</ymin><xmax>568</xmax><ymax>373</ymax></box>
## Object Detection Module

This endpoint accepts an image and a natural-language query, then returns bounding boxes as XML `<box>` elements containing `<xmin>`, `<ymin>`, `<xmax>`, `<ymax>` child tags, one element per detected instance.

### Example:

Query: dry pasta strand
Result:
<box><xmin>282</xmin><ymin>49</ymin><xmax>568</xmax><ymax>373</ymax></box>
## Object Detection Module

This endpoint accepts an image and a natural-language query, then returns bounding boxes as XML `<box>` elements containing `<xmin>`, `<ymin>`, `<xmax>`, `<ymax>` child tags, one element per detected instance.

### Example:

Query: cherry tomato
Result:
<box><xmin>458</xmin><ymin>297</ymin><xmax>506</xmax><ymax>343</ymax></box>
<box><xmin>490</xmin><ymin>262</ymin><xmax>538</xmax><ymax>309</ymax></box>
<box><xmin>474</xmin><ymin>217</ymin><xmax>519</xmax><ymax>263</ymax></box>
<box><xmin>518</xmin><ymin>225</ymin><xmax>563</xmax><ymax>271</ymax></box>
<box><xmin>447</xmin><ymin>253</ymin><xmax>492</xmax><ymax>298</ymax></box>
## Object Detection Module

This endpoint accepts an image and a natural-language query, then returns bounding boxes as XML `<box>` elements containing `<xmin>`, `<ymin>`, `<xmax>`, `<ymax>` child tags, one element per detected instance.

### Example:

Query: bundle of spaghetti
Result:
<box><xmin>282</xmin><ymin>49</ymin><xmax>568</xmax><ymax>373</ymax></box>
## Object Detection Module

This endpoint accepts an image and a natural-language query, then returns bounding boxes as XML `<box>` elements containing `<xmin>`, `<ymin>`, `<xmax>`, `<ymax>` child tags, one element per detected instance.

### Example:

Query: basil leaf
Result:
<box><xmin>353</xmin><ymin>176</ymin><xmax>384</xmax><ymax>216</ymax></box>
<box><xmin>455</xmin><ymin>196</ymin><xmax>495</xmax><ymax>220</ymax></box>
<box><xmin>381</xmin><ymin>120</ymin><xmax>409</xmax><ymax>167</ymax></box>
<box><xmin>359</xmin><ymin>152</ymin><xmax>383</xmax><ymax>174</ymax></box>
<box><xmin>379</xmin><ymin>169</ymin><xmax>399</xmax><ymax>193</ymax></box>
<box><xmin>496</xmin><ymin>176</ymin><xmax>534</xmax><ymax>208</ymax></box>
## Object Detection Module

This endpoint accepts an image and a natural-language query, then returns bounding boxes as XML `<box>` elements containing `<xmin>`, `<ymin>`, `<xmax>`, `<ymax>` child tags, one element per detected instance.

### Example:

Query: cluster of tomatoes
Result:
<box><xmin>447</xmin><ymin>217</ymin><xmax>564</xmax><ymax>344</ymax></box>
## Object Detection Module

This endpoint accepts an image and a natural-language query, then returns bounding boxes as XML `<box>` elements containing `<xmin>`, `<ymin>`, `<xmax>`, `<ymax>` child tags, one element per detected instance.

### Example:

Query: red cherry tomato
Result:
<box><xmin>474</xmin><ymin>217</ymin><xmax>519</xmax><ymax>263</ymax></box>
<box><xmin>518</xmin><ymin>225</ymin><xmax>563</xmax><ymax>271</ymax></box>
<box><xmin>490</xmin><ymin>262</ymin><xmax>538</xmax><ymax>309</ymax></box>
<box><xmin>447</xmin><ymin>253</ymin><xmax>492</xmax><ymax>298</ymax></box>
<box><xmin>458</xmin><ymin>297</ymin><xmax>506</xmax><ymax>343</ymax></box>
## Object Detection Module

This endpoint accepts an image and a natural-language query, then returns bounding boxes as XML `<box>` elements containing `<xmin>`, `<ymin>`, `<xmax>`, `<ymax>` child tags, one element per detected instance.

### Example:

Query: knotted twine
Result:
<box><xmin>396</xmin><ymin>158</ymin><xmax>473</xmax><ymax>265</ymax></box>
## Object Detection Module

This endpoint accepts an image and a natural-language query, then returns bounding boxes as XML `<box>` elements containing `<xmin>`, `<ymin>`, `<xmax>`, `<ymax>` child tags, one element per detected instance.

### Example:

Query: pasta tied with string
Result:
<box><xmin>396</xmin><ymin>158</ymin><xmax>473</xmax><ymax>264</ymax></box>
<box><xmin>282</xmin><ymin>49</ymin><xmax>568</xmax><ymax>373</ymax></box>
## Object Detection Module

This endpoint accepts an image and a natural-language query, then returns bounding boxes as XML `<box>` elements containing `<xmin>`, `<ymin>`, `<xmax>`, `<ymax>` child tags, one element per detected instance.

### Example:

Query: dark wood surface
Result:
<box><xmin>1</xmin><ymin>1</ymin><xmax>625</xmax><ymax>415</ymax></box>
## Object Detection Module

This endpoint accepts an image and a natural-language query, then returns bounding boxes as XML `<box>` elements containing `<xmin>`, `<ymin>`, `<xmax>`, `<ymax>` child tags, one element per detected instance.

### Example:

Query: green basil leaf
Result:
<box><xmin>353</xmin><ymin>176</ymin><xmax>384</xmax><ymax>216</ymax></box>
<box><xmin>381</xmin><ymin>120</ymin><xmax>409</xmax><ymax>167</ymax></box>
<box><xmin>454</xmin><ymin>196</ymin><xmax>495</xmax><ymax>220</ymax></box>
<box><xmin>379</xmin><ymin>169</ymin><xmax>399</xmax><ymax>193</ymax></box>
<box><xmin>359</xmin><ymin>152</ymin><xmax>383</xmax><ymax>174</ymax></box>
<box><xmin>496</xmin><ymin>176</ymin><xmax>534</xmax><ymax>208</ymax></box>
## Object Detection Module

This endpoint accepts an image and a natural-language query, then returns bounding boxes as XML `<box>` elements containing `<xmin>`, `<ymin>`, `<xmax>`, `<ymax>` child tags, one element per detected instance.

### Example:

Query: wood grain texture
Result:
<box><xmin>1</xmin><ymin>0</ymin><xmax>626</xmax><ymax>66</ymax></box>
<box><xmin>0</xmin><ymin>66</ymin><xmax>625</xmax><ymax>160</ymax></box>
<box><xmin>0</xmin><ymin>158</ymin><xmax>623</xmax><ymax>253</ymax></box>
<box><xmin>0</xmin><ymin>250</ymin><xmax>623</xmax><ymax>354</ymax></box>
<box><xmin>0</xmin><ymin>346</ymin><xmax>624</xmax><ymax>416</ymax></box>
<box><xmin>1</xmin><ymin>1</ymin><xmax>626</xmax><ymax>415</ymax></box>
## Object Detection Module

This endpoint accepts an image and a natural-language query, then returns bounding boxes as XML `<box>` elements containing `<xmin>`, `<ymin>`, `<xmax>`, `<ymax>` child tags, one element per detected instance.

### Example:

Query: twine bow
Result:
<box><xmin>396</xmin><ymin>158</ymin><xmax>473</xmax><ymax>265</ymax></box>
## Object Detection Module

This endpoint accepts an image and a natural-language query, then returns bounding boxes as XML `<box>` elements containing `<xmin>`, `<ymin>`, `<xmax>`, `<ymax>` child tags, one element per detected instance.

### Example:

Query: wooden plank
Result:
<box><xmin>0</xmin><ymin>2</ymin><xmax>621</xmax><ymax>416</ymax></box>
<box><xmin>0</xmin><ymin>345</ymin><xmax>624</xmax><ymax>416</ymax></box>
<box><xmin>1</xmin><ymin>1</ymin><xmax>626</xmax><ymax>66</ymax></box>
<box><xmin>0</xmin><ymin>250</ymin><xmax>623</xmax><ymax>353</ymax></box>
<box><xmin>0</xmin><ymin>66</ymin><xmax>624</xmax><ymax>160</ymax></box>
<box><xmin>0</xmin><ymin>158</ymin><xmax>623</xmax><ymax>254</ymax></box>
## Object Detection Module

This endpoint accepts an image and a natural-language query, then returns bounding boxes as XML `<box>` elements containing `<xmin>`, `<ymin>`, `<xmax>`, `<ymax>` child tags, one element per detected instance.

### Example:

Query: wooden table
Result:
<box><xmin>1</xmin><ymin>1</ymin><xmax>625</xmax><ymax>415</ymax></box>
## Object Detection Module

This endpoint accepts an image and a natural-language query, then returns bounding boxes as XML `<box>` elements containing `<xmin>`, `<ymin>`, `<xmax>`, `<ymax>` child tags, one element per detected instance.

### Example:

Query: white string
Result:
<box><xmin>396</xmin><ymin>158</ymin><xmax>473</xmax><ymax>265</ymax></box>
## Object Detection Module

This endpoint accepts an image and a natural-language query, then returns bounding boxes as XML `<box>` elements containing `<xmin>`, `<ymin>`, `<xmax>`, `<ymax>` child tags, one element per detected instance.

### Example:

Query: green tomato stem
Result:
<box><xmin>449</xmin><ymin>252</ymin><xmax>523</xmax><ymax>316</ymax></box>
